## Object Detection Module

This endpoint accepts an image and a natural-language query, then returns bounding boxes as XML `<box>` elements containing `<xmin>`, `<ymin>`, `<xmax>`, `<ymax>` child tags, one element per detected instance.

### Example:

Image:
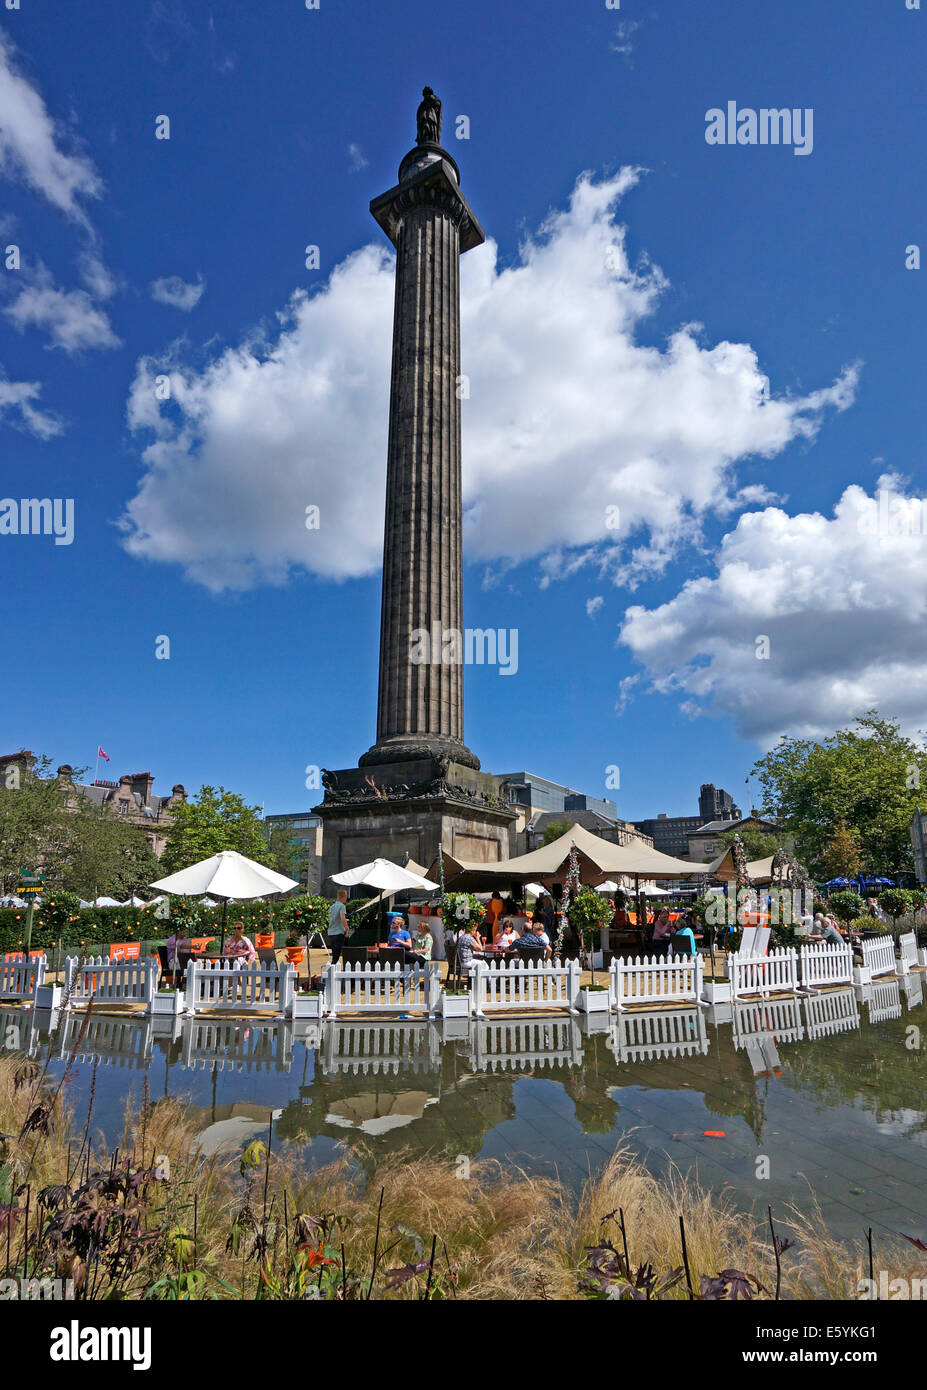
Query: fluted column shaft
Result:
<box><xmin>376</xmin><ymin>202</ymin><xmax>463</xmax><ymax>745</ymax></box>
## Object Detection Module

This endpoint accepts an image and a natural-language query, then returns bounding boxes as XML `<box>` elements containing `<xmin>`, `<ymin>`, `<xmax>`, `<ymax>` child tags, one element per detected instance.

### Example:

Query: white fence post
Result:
<box><xmin>280</xmin><ymin>961</ymin><xmax>295</xmax><ymax>1016</ymax></box>
<box><xmin>567</xmin><ymin>958</ymin><xmax>581</xmax><ymax>1013</ymax></box>
<box><xmin>898</xmin><ymin>931</ymin><xmax>918</xmax><ymax>976</ymax></box>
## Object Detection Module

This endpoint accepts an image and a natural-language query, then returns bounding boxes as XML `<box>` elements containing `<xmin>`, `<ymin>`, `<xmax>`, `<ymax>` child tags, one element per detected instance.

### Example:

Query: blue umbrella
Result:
<box><xmin>825</xmin><ymin>877</ymin><xmax>851</xmax><ymax>888</ymax></box>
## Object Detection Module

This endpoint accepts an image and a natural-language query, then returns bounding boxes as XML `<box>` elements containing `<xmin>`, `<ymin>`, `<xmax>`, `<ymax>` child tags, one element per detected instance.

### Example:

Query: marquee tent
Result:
<box><xmin>430</xmin><ymin>823</ymin><xmax>708</xmax><ymax>892</ymax></box>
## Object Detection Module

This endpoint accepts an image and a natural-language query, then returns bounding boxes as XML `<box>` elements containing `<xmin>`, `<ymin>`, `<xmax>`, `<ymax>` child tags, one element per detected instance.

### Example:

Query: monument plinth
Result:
<box><xmin>316</xmin><ymin>88</ymin><xmax>515</xmax><ymax>881</ymax></box>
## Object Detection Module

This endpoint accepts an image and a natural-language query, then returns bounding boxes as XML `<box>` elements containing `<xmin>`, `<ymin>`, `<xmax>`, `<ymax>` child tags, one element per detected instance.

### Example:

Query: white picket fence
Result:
<box><xmin>64</xmin><ymin>955</ymin><xmax>156</xmax><ymax>1009</ymax></box>
<box><xmin>0</xmin><ymin>952</ymin><xmax>46</xmax><ymax>1002</ymax></box>
<box><xmin>857</xmin><ymin>936</ymin><xmax>897</xmax><ymax>983</ymax></box>
<box><xmin>0</xmin><ymin>1004</ymin><xmax>41</xmax><ymax>1057</ymax></box>
<box><xmin>608</xmin><ymin>1007</ymin><xmax>709</xmax><ymax>1062</ymax></box>
<box><xmin>325</xmin><ymin>961</ymin><xmax>440</xmax><ymax>1018</ymax></box>
<box><xmin>609</xmin><ymin>953</ymin><xmax>703</xmax><ymax>1010</ymax></box>
<box><xmin>728</xmin><ymin>947</ymin><xmax>798</xmax><ymax>999</ymax></box>
<box><xmin>470</xmin><ymin>958</ymin><xmax>580</xmax><ymax>1017</ymax></box>
<box><xmin>799</xmin><ymin>942</ymin><xmax>854</xmax><ymax>990</ymax></box>
<box><xmin>902</xmin><ymin>973</ymin><xmax>925</xmax><ymax>1011</ymax></box>
<box><xmin>58</xmin><ymin>1012</ymin><xmax>154</xmax><ymax>1069</ymax></box>
<box><xmin>803</xmin><ymin>988</ymin><xmax>860</xmax><ymax>1039</ymax></box>
<box><xmin>180</xmin><ymin>1017</ymin><xmax>294</xmax><ymax>1072</ymax></box>
<box><xmin>184</xmin><ymin>958</ymin><xmax>295</xmax><ymax>1015</ymax></box>
<box><xmin>321</xmin><ymin>1020</ymin><xmax>441</xmax><ymax>1074</ymax></box>
<box><xmin>469</xmin><ymin>1017</ymin><xmax>583</xmax><ymax>1071</ymax></box>
<box><xmin>861</xmin><ymin>979</ymin><xmax>902</xmax><ymax>1023</ymax></box>
<box><xmin>898</xmin><ymin>931</ymin><xmax>919</xmax><ymax>975</ymax></box>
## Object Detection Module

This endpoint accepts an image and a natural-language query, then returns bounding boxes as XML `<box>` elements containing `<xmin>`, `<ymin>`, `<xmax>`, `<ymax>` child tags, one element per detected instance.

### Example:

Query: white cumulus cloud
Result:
<box><xmin>4</xmin><ymin>265</ymin><xmax>120</xmax><ymax>352</ymax></box>
<box><xmin>0</xmin><ymin>367</ymin><xmax>63</xmax><ymax>438</ymax></box>
<box><xmin>119</xmin><ymin>170</ymin><xmax>857</xmax><ymax>594</ymax></box>
<box><xmin>150</xmin><ymin>274</ymin><xmax>206</xmax><ymax>311</ymax></box>
<box><xmin>618</xmin><ymin>478</ymin><xmax>927</xmax><ymax>745</ymax></box>
<box><xmin>0</xmin><ymin>30</ymin><xmax>102</xmax><ymax>224</ymax></box>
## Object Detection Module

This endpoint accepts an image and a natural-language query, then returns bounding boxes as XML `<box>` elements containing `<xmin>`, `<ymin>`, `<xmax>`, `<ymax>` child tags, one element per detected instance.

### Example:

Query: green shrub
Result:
<box><xmin>444</xmin><ymin>892</ymin><xmax>486</xmax><ymax>926</ymax></box>
<box><xmin>827</xmin><ymin>890</ymin><xmax>865</xmax><ymax>924</ymax></box>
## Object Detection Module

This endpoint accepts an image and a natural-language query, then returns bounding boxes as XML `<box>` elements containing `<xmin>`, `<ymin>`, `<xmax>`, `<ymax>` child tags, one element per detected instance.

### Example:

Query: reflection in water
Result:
<box><xmin>2</xmin><ymin>975</ymin><xmax>927</xmax><ymax>1241</ymax></box>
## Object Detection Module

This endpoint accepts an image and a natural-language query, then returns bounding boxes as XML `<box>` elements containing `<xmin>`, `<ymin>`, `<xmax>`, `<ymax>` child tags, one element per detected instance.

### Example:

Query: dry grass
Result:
<box><xmin>1</xmin><ymin>1053</ymin><xmax>924</xmax><ymax>1299</ymax></box>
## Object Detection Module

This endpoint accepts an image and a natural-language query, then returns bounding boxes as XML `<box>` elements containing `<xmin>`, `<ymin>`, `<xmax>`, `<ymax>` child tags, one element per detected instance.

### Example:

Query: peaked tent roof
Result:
<box><xmin>706</xmin><ymin>848</ymin><xmax>777</xmax><ymax>884</ymax></box>
<box><xmin>432</xmin><ymin>822</ymin><xmax>708</xmax><ymax>890</ymax></box>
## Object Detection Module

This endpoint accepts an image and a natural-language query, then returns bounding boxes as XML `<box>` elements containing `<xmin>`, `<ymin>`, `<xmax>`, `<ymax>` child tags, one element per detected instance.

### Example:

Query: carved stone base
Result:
<box><xmin>314</xmin><ymin>755</ymin><xmax>516</xmax><ymax>885</ymax></box>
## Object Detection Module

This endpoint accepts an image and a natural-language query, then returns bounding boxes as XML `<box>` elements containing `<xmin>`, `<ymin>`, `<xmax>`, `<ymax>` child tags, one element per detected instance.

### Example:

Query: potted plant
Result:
<box><xmin>151</xmin><ymin>986</ymin><xmax>184</xmax><ymax>1017</ymax></box>
<box><xmin>285</xmin><ymin>930</ymin><xmax>305</xmax><ymax>965</ymax></box>
<box><xmin>34</xmin><ymin>980</ymin><xmax>63</xmax><ymax>1010</ymax></box>
<box><xmin>291</xmin><ymin>987</ymin><xmax>323</xmax><ymax>1020</ymax></box>
<box><xmin>438</xmin><ymin>984</ymin><xmax>472</xmax><ymax>1017</ymax></box>
<box><xmin>576</xmin><ymin>980</ymin><xmax>610</xmax><ymax>1014</ymax></box>
<box><xmin>568</xmin><ymin>888</ymin><xmax>612</xmax><ymax>977</ymax></box>
<box><xmin>702</xmin><ymin>975</ymin><xmax>732</xmax><ymax>1004</ymax></box>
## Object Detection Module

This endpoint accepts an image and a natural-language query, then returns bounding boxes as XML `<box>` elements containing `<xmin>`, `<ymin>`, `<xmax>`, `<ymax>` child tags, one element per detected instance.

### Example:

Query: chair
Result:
<box><xmin>341</xmin><ymin>946</ymin><xmax>368</xmax><ymax>968</ymax></box>
<box><xmin>377</xmin><ymin>947</ymin><xmax>405</xmax><ymax>966</ymax></box>
<box><xmin>158</xmin><ymin>947</ymin><xmax>189</xmax><ymax>988</ymax></box>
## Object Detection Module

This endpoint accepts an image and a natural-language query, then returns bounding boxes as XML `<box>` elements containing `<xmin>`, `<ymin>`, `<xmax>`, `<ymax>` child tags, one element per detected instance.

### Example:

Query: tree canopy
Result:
<box><xmin>0</xmin><ymin>755</ymin><xmax>160</xmax><ymax>898</ymax></box>
<box><xmin>161</xmin><ymin>785</ymin><xmax>272</xmax><ymax>874</ymax></box>
<box><xmin>751</xmin><ymin>712</ymin><xmax>927</xmax><ymax>876</ymax></box>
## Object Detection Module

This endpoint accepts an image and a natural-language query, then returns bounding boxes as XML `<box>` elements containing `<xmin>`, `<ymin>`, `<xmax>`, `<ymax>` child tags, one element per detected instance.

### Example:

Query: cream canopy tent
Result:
<box><xmin>706</xmin><ymin>849</ymin><xmax>777</xmax><ymax>885</ymax></box>
<box><xmin>430</xmin><ymin>823</ymin><xmax>709</xmax><ymax>892</ymax></box>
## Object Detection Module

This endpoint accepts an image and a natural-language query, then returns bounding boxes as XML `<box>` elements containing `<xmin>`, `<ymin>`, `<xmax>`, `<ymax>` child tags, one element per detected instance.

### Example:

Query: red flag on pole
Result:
<box><xmin>97</xmin><ymin>746</ymin><xmax>110</xmax><ymax>762</ymax></box>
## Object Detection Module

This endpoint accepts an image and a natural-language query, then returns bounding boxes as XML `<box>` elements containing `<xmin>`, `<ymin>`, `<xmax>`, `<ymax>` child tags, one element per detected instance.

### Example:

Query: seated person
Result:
<box><xmin>225</xmin><ymin>924</ymin><xmax>256</xmax><ymax>961</ymax></box>
<box><xmin>819</xmin><ymin>915</ymin><xmax>845</xmax><ymax>946</ymax></box>
<box><xmin>652</xmin><ymin>909</ymin><xmax>675</xmax><ymax>942</ymax></box>
<box><xmin>515</xmin><ymin>923</ymin><xmax>551</xmax><ymax>959</ymax></box>
<box><xmin>165</xmin><ymin>930</ymin><xmax>192</xmax><ymax>968</ymax></box>
<box><xmin>412</xmin><ymin>923</ymin><xmax>434</xmax><ymax>962</ymax></box>
<box><xmin>671</xmin><ymin>923</ymin><xmax>697</xmax><ymax>957</ymax></box>
<box><xmin>387</xmin><ymin>915</ymin><xmax>413</xmax><ymax>949</ymax></box>
<box><xmin>454</xmin><ymin>924</ymin><xmax>484</xmax><ymax>974</ymax></box>
<box><xmin>495</xmin><ymin>921</ymin><xmax>520</xmax><ymax>951</ymax></box>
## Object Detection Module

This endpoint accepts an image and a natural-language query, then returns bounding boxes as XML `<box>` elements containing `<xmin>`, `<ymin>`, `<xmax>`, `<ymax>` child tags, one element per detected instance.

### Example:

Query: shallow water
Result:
<box><xmin>4</xmin><ymin>975</ymin><xmax>927</xmax><ymax>1244</ymax></box>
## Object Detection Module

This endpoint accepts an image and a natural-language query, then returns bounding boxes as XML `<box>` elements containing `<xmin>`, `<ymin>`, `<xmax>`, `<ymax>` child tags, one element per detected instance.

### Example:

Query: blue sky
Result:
<box><xmin>0</xmin><ymin>0</ymin><xmax>924</xmax><ymax>822</ymax></box>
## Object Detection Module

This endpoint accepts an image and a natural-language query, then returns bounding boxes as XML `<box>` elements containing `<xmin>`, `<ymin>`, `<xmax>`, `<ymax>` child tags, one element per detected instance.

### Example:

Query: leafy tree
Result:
<box><xmin>61</xmin><ymin>799</ymin><xmax>161</xmax><ymax>899</ymax></box>
<box><xmin>0</xmin><ymin>755</ymin><xmax>70</xmax><ymax>894</ymax></box>
<box><xmin>751</xmin><ymin>712</ymin><xmax>927</xmax><ymax>876</ymax></box>
<box><xmin>542</xmin><ymin>818</ymin><xmax>574</xmax><ymax>846</ymax></box>
<box><xmin>160</xmin><ymin>785</ymin><xmax>272</xmax><ymax>875</ymax></box>
<box><xmin>827</xmin><ymin>890</ymin><xmax>865</xmax><ymax>924</ymax></box>
<box><xmin>716</xmin><ymin>826</ymin><xmax>790</xmax><ymax>861</ymax></box>
<box><xmin>818</xmin><ymin>822</ymin><xmax>862</xmax><ymax>881</ymax></box>
<box><xmin>877</xmin><ymin>887</ymin><xmax>916</xmax><ymax>936</ymax></box>
<box><xmin>264</xmin><ymin>821</ymin><xmax>304</xmax><ymax>879</ymax></box>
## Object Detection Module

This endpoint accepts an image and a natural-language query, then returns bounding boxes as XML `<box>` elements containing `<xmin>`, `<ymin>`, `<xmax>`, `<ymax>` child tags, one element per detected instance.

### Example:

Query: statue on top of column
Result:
<box><xmin>416</xmin><ymin>86</ymin><xmax>442</xmax><ymax>146</ymax></box>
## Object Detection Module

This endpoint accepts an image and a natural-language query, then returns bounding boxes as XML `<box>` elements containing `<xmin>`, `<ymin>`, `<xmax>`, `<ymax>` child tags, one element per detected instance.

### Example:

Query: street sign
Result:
<box><xmin>18</xmin><ymin>870</ymin><xmax>44</xmax><ymax>897</ymax></box>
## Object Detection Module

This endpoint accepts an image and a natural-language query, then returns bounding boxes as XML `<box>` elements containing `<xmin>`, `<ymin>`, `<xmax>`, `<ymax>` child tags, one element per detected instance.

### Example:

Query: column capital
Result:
<box><xmin>370</xmin><ymin>152</ymin><xmax>485</xmax><ymax>253</ymax></box>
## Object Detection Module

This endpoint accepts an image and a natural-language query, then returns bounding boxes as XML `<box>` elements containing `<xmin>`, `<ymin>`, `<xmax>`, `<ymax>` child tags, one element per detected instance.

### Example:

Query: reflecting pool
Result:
<box><xmin>4</xmin><ymin>976</ymin><xmax>927</xmax><ymax>1244</ymax></box>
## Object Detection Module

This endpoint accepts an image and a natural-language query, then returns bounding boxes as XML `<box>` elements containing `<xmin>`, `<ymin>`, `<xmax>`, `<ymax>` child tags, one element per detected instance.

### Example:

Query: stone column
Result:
<box><xmin>361</xmin><ymin>119</ymin><xmax>484</xmax><ymax>771</ymax></box>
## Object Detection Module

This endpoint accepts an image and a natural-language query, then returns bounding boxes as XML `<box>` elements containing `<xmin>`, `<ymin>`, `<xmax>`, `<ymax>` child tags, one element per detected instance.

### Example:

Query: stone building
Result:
<box><xmin>0</xmin><ymin>751</ymin><xmax>186</xmax><ymax>858</ymax></box>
